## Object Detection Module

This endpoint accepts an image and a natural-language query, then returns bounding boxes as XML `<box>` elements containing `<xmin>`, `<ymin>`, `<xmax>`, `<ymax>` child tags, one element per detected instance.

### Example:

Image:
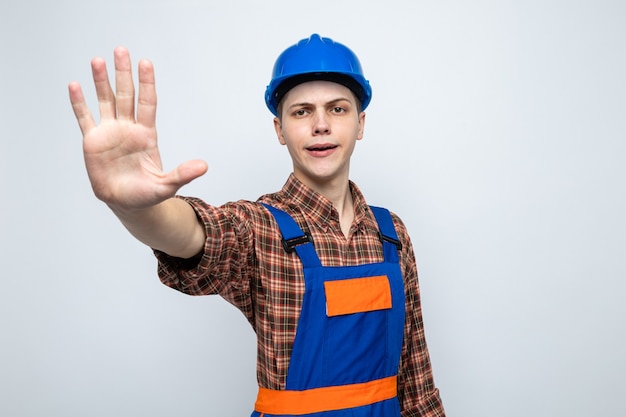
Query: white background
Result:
<box><xmin>1</xmin><ymin>1</ymin><xmax>625</xmax><ymax>416</ymax></box>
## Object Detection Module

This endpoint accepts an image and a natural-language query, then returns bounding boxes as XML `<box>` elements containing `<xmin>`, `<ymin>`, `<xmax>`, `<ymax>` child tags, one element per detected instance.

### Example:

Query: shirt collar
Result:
<box><xmin>279</xmin><ymin>174</ymin><xmax>372</xmax><ymax>228</ymax></box>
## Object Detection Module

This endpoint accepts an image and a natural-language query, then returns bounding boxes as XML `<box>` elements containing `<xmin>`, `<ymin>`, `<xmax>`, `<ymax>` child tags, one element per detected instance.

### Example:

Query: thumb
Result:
<box><xmin>166</xmin><ymin>159</ymin><xmax>208</xmax><ymax>188</ymax></box>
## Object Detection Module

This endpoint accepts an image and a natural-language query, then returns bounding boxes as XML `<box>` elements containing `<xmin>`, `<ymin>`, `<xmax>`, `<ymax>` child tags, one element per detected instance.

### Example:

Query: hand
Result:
<box><xmin>69</xmin><ymin>47</ymin><xmax>208</xmax><ymax>213</ymax></box>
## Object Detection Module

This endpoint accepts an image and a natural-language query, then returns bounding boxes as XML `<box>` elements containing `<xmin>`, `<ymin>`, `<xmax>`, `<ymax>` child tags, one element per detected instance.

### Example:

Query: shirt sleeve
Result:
<box><xmin>392</xmin><ymin>214</ymin><xmax>446</xmax><ymax>417</ymax></box>
<box><xmin>154</xmin><ymin>196</ymin><xmax>257</xmax><ymax>327</ymax></box>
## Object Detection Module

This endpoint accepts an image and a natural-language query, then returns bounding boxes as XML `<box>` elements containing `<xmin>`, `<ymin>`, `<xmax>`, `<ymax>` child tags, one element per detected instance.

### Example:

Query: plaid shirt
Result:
<box><xmin>155</xmin><ymin>174</ymin><xmax>445</xmax><ymax>417</ymax></box>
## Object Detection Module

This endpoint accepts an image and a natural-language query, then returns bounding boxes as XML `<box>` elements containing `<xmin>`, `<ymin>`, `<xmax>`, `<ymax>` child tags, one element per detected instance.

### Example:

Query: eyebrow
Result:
<box><xmin>286</xmin><ymin>97</ymin><xmax>353</xmax><ymax>112</ymax></box>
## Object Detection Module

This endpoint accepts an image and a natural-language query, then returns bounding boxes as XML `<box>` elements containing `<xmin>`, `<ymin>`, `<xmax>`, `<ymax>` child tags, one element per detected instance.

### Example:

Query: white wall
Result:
<box><xmin>1</xmin><ymin>1</ymin><xmax>624</xmax><ymax>416</ymax></box>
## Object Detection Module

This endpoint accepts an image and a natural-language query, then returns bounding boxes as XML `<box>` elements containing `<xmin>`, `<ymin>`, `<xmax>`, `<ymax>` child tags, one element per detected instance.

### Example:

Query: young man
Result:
<box><xmin>69</xmin><ymin>34</ymin><xmax>445</xmax><ymax>417</ymax></box>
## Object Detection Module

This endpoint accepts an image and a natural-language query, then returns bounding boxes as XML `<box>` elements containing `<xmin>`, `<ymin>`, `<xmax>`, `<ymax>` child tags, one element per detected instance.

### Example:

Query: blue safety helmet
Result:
<box><xmin>265</xmin><ymin>34</ymin><xmax>372</xmax><ymax>116</ymax></box>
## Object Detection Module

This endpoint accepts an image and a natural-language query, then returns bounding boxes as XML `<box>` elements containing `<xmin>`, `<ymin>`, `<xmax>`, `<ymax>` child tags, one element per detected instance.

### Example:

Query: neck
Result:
<box><xmin>299</xmin><ymin>175</ymin><xmax>355</xmax><ymax>237</ymax></box>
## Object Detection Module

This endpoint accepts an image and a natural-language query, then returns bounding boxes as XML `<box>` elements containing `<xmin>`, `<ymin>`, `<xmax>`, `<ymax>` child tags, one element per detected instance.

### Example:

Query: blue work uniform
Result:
<box><xmin>252</xmin><ymin>204</ymin><xmax>406</xmax><ymax>417</ymax></box>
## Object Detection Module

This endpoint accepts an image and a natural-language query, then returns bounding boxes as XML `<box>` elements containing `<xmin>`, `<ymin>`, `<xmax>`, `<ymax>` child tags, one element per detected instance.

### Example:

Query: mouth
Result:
<box><xmin>306</xmin><ymin>144</ymin><xmax>338</xmax><ymax>152</ymax></box>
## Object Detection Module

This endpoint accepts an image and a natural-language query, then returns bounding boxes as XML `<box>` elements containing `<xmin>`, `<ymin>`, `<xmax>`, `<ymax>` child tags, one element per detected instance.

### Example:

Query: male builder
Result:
<box><xmin>69</xmin><ymin>34</ymin><xmax>445</xmax><ymax>417</ymax></box>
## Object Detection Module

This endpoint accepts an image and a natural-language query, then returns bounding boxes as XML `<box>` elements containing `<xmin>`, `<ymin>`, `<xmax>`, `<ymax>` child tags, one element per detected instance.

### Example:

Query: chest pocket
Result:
<box><xmin>321</xmin><ymin>274</ymin><xmax>393</xmax><ymax>385</ymax></box>
<box><xmin>324</xmin><ymin>275</ymin><xmax>392</xmax><ymax>317</ymax></box>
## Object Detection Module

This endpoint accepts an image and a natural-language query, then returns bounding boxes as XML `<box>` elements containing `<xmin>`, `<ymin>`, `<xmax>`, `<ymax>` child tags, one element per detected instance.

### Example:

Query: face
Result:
<box><xmin>274</xmin><ymin>80</ymin><xmax>366</xmax><ymax>190</ymax></box>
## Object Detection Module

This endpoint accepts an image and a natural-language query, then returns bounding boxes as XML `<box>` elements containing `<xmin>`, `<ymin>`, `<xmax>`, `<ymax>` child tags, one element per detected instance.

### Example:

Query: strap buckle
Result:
<box><xmin>282</xmin><ymin>232</ymin><xmax>313</xmax><ymax>253</ymax></box>
<box><xmin>378</xmin><ymin>232</ymin><xmax>402</xmax><ymax>251</ymax></box>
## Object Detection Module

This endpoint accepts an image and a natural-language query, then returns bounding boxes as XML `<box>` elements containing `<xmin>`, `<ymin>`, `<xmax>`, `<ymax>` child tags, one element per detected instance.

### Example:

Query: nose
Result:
<box><xmin>313</xmin><ymin>111</ymin><xmax>330</xmax><ymax>135</ymax></box>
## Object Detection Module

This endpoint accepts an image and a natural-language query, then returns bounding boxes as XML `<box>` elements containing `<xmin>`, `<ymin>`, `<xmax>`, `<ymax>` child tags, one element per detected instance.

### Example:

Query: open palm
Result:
<box><xmin>69</xmin><ymin>47</ymin><xmax>207</xmax><ymax>212</ymax></box>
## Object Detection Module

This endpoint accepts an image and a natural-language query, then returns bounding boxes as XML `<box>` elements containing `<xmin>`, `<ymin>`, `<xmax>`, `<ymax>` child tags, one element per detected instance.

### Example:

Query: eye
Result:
<box><xmin>293</xmin><ymin>108</ymin><xmax>308</xmax><ymax>117</ymax></box>
<box><xmin>331</xmin><ymin>106</ymin><xmax>346</xmax><ymax>114</ymax></box>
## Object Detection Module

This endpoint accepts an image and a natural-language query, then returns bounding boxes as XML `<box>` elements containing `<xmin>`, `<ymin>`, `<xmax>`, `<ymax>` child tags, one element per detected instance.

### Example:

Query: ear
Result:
<box><xmin>356</xmin><ymin>111</ymin><xmax>366</xmax><ymax>141</ymax></box>
<box><xmin>273</xmin><ymin>117</ymin><xmax>287</xmax><ymax>145</ymax></box>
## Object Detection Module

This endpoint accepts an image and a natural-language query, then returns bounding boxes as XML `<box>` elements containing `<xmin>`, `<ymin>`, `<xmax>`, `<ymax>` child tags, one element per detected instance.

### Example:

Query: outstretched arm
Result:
<box><xmin>69</xmin><ymin>47</ymin><xmax>208</xmax><ymax>258</ymax></box>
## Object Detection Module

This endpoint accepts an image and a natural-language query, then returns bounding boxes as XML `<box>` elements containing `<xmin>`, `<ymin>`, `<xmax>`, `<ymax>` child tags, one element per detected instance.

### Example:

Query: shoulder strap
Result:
<box><xmin>261</xmin><ymin>203</ymin><xmax>322</xmax><ymax>268</ymax></box>
<box><xmin>369</xmin><ymin>206</ymin><xmax>401</xmax><ymax>263</ymax></box>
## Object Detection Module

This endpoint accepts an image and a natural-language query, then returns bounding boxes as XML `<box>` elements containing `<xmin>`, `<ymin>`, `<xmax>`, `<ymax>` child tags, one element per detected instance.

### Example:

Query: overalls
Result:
<box><xmin>252</xmin><ymin>204</ymin><xmax>406</xmax><ymax>417</ymax></box>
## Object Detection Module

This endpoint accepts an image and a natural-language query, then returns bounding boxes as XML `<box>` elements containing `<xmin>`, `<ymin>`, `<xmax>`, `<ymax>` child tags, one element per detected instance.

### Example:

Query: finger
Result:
<box><xmin>136</xmin><ymin>59</ymin><xmax>157</xmax><ymax>128</ymax></box>
<box><xmin>165</xmin><ymin>160</ymin><xmax>208</xmax><ymax>189</ymax></box>
<box><xmin>68</xmin><ymin>81</ymin><xmax>96</xmax><ymax>135</ymax></box>
<box><xmin>91</xmin><ymin>57</ymin><xmax>116</xmax><ymax>120</ymax></box>
<box><xmin>114</xmin><ymin>46</ymin><xmax>136</xmax><ymax>121</ymax></box>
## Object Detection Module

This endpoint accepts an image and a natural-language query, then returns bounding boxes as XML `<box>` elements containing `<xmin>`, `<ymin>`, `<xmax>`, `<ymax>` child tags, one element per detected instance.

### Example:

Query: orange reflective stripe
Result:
<box><xmin>254</xmin><ymin>376</ymin><xmax>397</xmax><ymax>415</ymax></box>
<box><xmin>324</xmin><ymin>275</ymin><xmax>392</xmax><ymax>317</ymax></box>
